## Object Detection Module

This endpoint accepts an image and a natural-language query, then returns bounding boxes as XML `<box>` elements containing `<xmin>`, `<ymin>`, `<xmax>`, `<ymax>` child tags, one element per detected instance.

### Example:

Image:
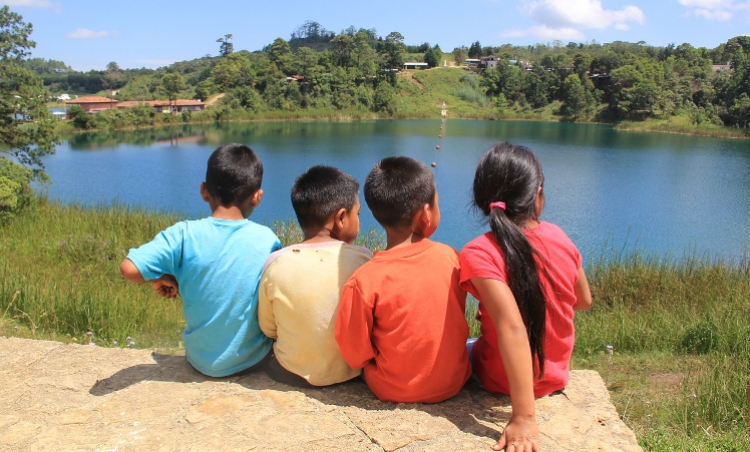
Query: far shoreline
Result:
<box><xmin>56</xmin><ymin>114</ymin><xmax>750</xmax><ymax>140</ymax></box>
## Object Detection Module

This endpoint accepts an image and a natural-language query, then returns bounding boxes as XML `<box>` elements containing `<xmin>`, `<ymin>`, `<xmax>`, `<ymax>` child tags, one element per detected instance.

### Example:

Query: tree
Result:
<box><xmin>380</xmin><ymin>32</ymin><xmax>405</xmax><ymax>85</ymax></box>
<box><xmin>468</xmin><ymin>41</ymin><xmax>482</xmax><ymax>59</ymax></box>
<box><xmin>161</xmin><ymin>73</ymin><xmax>185</xmax><ymax>111</ymax></box>
<box><xmin>452</xmin><ymin>46</ymin><xmax>468</xmax><ymax>66</ymax></box>
<box><xmin>217</xmin><ymin>34</ymin><xmax>233</xmax><ymax>57</ymax></box>
<box><xmin>424</xmin><ymin>48</ymin><xmax>439</xmax><ymax>68</ymax></box>
<box><xmin>0</xmin><ymin>6</ymin><xmax>58</xmax><ymax>182</ymax></box>
<box><xmin>106</xmin><ymin>61</ymin><xmax>120</xmax><ymax>73</ymax></box>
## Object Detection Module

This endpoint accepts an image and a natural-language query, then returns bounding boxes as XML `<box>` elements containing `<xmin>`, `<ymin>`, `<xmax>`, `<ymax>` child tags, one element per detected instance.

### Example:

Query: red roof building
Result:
<box><xmin>64</xmin><ymin>96</ymin><xmax>118</xmax><ymax>113</ymax></box>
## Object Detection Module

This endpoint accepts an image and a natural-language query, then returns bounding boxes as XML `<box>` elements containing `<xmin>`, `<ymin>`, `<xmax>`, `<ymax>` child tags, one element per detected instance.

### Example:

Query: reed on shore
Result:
<box><xmin>1</xmin><ymin>199</ymin><xmax>748</xmax><ymax>450</ymax></box>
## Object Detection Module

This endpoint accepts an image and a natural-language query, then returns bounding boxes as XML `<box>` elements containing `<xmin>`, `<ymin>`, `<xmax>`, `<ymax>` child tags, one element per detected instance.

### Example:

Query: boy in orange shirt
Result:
<box><xmin>335</xmin><ymin>156</ymin><xmax>471</xmax><ymax>403</ymax></box>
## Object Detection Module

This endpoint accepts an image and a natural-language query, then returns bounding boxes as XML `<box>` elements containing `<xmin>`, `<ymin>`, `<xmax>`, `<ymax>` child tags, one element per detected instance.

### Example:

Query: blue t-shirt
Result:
<box><xmin>127</xmin><ymin>217</ymin><xmax>281</xmax><ymax>377</ymax></box>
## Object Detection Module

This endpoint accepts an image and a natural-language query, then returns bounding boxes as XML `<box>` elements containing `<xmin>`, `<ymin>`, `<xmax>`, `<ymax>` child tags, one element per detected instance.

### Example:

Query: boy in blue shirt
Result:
<box><xmin>119</xmin><ymin>143</ymin><xmax>281</xmax><ymax>377</ymax></box>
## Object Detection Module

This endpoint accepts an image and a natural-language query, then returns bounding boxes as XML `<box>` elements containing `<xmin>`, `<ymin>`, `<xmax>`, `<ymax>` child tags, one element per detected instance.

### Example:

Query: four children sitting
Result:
<box><xmin>121</xmin><ymin>142</ymin><xmax>592</xmax><ymax>451</ymax></box>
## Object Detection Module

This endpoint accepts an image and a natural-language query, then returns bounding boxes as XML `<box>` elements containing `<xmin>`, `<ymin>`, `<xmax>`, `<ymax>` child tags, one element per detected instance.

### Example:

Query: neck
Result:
<box><xmin>302</xmin><ymin>228</ymin><xmax>341</xmax><ymax>244</ymax></box>
<box><xmin>385</xmin><ymin>229</ymin><xmax>425</xmax><ymax>251</ymax></box>
<box><xmin>211</xmin><ymin>205</ymin><xmax>247</xmax><ymax>220</ymax></box>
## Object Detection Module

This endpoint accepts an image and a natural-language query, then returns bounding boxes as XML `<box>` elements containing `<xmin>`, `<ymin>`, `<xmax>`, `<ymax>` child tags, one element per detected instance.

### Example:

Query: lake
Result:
<box><xmin>40</xmin><ymin>120</ymin><xmax>750</xmax><ymax>263</ymax></box>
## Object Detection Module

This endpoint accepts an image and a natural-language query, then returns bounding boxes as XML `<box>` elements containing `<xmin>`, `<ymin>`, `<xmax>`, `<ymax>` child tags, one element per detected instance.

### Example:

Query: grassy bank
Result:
<box><xmin>1</xmin><ymin>200</ymin><xmax>748</xmax><ymax>450</ymax></box>
<box><xmin>616</xmin><ymin>115</ymin><xmax>750</xmax><ymax>139</ymax></box>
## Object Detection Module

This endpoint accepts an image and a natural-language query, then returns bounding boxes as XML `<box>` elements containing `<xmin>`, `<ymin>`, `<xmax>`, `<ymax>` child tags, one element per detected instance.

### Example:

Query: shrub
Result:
<box><xmin>0</xmin><ymin>159</ymin><xmax>33</xmax><ymax>221</ymax></box>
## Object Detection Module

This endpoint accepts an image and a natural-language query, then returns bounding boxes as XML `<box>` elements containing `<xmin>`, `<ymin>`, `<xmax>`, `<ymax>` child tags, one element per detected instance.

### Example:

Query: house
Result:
<box><xmin>712</xmin><ymin>62</ymin><xmax>732</xmax><ymax>72</ymax></box>
<box><xmin>116</xmin><ymin>99</ymin><xmax>205</xmax><ymax>114</ymax></box>
<box><xmin>464</xmin><ymin>59</ymin><xmax>481</xmax><ymax>67</ymax></box>
<box><xmin>64</xmin><ymin>96</ymin><xmax>117</xmax><ymax>113</ymax></box>
<box><xmin>403</xmin><ymin>62</ymin><xmax>428</xmax><ymax>70</ymax></box>
<box><xmin>480</xmin><ymin>56</ymin><xmax>500</xmax><ymax>70</ymax></box>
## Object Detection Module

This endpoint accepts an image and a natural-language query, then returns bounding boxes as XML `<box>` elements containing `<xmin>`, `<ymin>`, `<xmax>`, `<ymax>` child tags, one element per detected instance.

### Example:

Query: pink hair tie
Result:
<box><xmin>489</xmin><ymin>201</ymin><xmax>506</xmax><ymax>211</ymax></box>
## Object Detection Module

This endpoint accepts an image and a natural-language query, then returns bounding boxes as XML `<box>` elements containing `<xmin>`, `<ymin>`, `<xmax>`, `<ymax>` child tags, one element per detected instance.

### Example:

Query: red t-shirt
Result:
<box><xmin>336</xmin><ymin>239</ymin><xmax>471</xmax><ymax>403</ymax></box>
<box><xmin>459</xmin><ymin>222</ymin><xmax>582</xmax><ymax>397</ymax></box>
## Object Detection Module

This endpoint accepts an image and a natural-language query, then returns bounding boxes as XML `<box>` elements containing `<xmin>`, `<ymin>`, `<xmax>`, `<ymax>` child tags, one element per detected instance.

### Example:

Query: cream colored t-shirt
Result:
<box><xmin>258</xmin><ymin>241</ymin><xmax>372</xmax><ymax>386</ymax></box>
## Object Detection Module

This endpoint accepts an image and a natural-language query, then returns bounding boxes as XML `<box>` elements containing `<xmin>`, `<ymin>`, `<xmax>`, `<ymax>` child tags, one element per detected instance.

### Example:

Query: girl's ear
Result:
<box><xmin>535</xmin><ymin>186</ymin><xmax>545</xmax><ymax>218</ymax></box>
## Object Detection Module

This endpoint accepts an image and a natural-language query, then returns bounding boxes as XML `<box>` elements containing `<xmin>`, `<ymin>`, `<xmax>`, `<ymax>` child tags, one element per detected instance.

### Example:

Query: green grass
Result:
<box><xmin>616</xmin><ymin>115</ymin><xmax>750</xmax><ymax>139</ymax></box>
<box><xmin>2</xmin><ymin>200</ymin><xmax>749</xmax><ymax>450</ymax></box>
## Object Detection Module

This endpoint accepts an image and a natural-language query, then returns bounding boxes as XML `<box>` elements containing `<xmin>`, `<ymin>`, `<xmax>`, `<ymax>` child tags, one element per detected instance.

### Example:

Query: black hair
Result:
<box><xmin>205</xmin><ymin>143</ymin><xmax>263</xmax><ymax>206</ymax></box>
<box><xmin>473</xmin><ymin>142</ymin><xmax>547</xmax><ymax>377</ymax></box>
<box><xmin>364</xmin><ymin>156</ymin><xmax>435</xmax><ymax>229</ymax></box>
<box><xmin>291</xmin><ymin>165</ymin><xmax>360</xmax><ymax>230</ymax></box>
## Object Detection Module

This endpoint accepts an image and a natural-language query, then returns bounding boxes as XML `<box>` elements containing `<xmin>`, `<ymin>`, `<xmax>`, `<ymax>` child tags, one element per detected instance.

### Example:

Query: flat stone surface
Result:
<box><xmin>0</xmin><ymin>337</ymin><xmax>642</xmax><ymax>452</ymax></box>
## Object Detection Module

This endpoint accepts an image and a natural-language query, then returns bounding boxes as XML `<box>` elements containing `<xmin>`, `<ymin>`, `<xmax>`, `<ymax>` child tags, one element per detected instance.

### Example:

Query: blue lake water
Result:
<box><xmin>40</xmin><ymin>120</ymin><xmax>750</xmax><ymax>263</ymax></box>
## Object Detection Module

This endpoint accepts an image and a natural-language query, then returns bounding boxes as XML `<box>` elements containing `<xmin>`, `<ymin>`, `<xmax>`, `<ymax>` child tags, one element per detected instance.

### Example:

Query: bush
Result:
<box><xmin>0</xmin><ymin>159</ymin><xmax>33</xmax><ymax>221</ymax></box>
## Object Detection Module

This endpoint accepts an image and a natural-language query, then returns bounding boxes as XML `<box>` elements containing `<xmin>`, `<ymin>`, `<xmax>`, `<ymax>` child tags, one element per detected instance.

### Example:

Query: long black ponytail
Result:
<box><xmin>473</xmin><ymin>142</ymin><xmax>547</xmax><ymax>377</ymax></box>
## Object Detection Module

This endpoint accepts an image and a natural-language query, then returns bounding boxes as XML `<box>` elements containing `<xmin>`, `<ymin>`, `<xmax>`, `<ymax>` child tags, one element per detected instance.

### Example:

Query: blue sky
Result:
<box><xmin>4</xmin><ymin>0</ymin><xmax>749</xmax><ymax>71</ymax></box>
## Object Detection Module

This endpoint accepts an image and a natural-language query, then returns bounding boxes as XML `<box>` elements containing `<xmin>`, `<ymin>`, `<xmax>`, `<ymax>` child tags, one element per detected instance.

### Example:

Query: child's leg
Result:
<box><xmin>264</xmin><ymin>354</ymin><xmax>316</xmax><ymax>388</ymax></box>
<box><xmin>466</xmin><ymin>338</ymin><xmax>483</xmax><ymax>387</ymax></box>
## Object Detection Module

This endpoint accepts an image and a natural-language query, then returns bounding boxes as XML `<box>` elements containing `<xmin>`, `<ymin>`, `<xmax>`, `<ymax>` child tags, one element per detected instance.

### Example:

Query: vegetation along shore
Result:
<box><xmin>1</xmin><ymin>199</ymin><xmax>748</xmax><ymax>451</ymax></box>
<box><xmin>24</xmin><ymin>20</ymin><xmax>750</xmax><ymax>139</ymax></box>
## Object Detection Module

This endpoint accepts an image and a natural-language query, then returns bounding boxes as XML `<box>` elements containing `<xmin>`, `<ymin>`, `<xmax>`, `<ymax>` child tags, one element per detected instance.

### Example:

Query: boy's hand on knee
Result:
<box><xmin>151</xmin><ymin>274</ymin><xmax>180</xmax><ymax>299</ymax></box>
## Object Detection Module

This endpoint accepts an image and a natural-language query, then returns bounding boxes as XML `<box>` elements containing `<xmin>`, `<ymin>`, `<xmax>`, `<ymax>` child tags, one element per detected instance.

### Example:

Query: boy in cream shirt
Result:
<box><xmin>258</xmin><ymin>165</ymin><xmax>371</xmax><ymax>387</ymax></box>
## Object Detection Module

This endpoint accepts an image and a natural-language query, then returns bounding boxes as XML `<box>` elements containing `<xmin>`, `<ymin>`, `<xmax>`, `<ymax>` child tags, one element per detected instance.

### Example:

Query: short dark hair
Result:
<box><xmin>205</xmin><ymin>143</ymin><xmax>263</xmax><ymax>205</ymax></box>
<box><xmin>291</xmin><ymin>165</ymin><xmax>359</xmax><ymax>230</ymax></box>
<box><xmin>364</xmin><ymin>156</ymin><xmax>435</xmax><ymax>229</ymax></box>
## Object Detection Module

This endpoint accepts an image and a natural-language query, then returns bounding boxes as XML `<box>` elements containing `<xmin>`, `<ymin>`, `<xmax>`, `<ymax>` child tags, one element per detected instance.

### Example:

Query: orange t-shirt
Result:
<box><xmin>335</xmin><ymin>239</ymin><xmax>471</xmax><ymax>403</ymax></box>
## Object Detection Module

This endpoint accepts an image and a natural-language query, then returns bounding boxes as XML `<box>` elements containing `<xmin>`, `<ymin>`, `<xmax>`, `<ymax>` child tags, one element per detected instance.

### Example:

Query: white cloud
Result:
<box><xmin>694</xmin><ymin>8</ymin><xmax>734</xmax><ymax>19</ymax></box>
<box><xmin>501</xmin><ymin>0</ymin><xmax>644</xmax><ymax>40</ymax></box>
<box><xmin>679</xmin><ymin>0</ymin><xmax>750</xmax><ymax>20</ymax></box>
<box><xmin>3</xmin><ymin>0</ymin><xmax>54</xmax><ymax>7</ymax></box>
<box><xmin>65</xmin><ymin>28</ymin><xmax>109</xmax><ymax>39</ymax></box>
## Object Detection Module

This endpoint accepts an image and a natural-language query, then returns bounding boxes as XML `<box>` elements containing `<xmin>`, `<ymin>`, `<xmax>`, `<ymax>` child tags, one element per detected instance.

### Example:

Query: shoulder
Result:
<box><xmin>460</xmin><ymin>232</ymin><xmax>498</xmax><ymax>259</ymax></box>
<box><xmin>536</xmin><ymin>222</ymin><xmax>578</xmax><ymax>250</ymax></box>
<box><xmin>341</xmin><ymin>243</ymin><xmax>374</xmax><ymax>261</ymax></box>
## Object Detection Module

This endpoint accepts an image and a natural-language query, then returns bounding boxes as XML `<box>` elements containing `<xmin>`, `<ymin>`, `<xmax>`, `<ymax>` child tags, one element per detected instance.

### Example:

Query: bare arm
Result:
<box><xmin>572</xmin><ymin>267</ymin><xmax>592</xmax><ymax>311</ymax></box>
<box><xmin>471</xmin><ymin>277</ymin><xmax>540</xmax><ymax>452</ymax></box>
<box><xmin>119</xmin><ymin>259</ymin><xmax>146</xmax><ymax>284</ymax></box>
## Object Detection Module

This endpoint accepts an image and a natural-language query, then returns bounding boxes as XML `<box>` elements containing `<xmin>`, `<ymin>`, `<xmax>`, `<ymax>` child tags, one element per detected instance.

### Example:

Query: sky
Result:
<box><xmin>3</xmin><ymin>0</ymin><xmax>749</xmax><ymax>71</ymax></box>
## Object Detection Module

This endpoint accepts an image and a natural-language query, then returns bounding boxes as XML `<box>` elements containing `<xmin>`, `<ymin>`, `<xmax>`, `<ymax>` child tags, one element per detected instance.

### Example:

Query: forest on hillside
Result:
<box><xmin>26</xmin><ymin>20</ymin><xmax>750</xmax><ymax>131</ymax></box>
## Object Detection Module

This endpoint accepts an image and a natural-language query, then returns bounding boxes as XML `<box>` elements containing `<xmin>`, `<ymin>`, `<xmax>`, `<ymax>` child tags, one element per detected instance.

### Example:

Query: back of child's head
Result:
<box><xmin>364</xmin><ymin>156</ymin><xmax>435</xmax><ymax>229</ymax></box>
<box><xmin>472</xmin><ymin>141</ymin><xmax>548</xmax><ymax>376</ymax></box>
<box><xmin>291</xmin><ymin>165</ymin><xmax>359</xmax><ymax>230</ymax></box>
<box><xmin>205</xmin><ymin>143</ymin><xmax>263</xmax><ymax>206</ymax></box>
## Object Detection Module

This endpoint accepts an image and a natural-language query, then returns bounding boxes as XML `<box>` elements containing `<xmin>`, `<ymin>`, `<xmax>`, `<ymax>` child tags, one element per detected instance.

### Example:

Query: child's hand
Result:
<box><xmin>493</xmin><ymin>414</ymin><xmax>540</xmax><ymax>451</ymax></box>
<box><xmin>151</xmin><ymin>274</ymin><xmax>180</xmax><ymax>299</ymax></box>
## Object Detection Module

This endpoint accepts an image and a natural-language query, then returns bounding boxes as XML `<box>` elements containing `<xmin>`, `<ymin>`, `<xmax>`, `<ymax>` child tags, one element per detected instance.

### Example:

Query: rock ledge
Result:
<box><xmin>0</xmin><ymin>337</ymin><xmax>642</xmax><ymax>451</ymax></box>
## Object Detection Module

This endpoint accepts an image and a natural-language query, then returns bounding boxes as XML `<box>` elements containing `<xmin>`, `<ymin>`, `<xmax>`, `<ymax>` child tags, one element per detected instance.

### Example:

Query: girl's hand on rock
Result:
<box><xmin>492</xmin><ymin>415</ymin><xmax>540</xmax><ymax>452</ymax></box>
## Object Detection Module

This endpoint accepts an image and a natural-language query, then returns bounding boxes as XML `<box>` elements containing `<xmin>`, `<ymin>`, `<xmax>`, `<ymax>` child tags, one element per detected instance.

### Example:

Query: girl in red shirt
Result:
<box><xmin>459</xmin><ymin>142</ymin><xmax>592</xmax><ymax>452</ymax></box>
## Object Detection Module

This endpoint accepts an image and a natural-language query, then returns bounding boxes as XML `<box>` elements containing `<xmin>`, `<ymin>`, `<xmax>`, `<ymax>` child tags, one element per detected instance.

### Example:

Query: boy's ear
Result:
<box><xmin>333</xmin><ymin>207</ymin><xmax>347</xmax><ymax>230</ymax></box>
<box><xmin>251</xmin><ymin>189</ymin><xmax>264</xmax><ymax>207</ymax></box>
<box><xmin>200</xmin><ymin>182</ymin><xmax>211</xmax><ymax>202</ymax></box>
<box><xmin>415</xmin><ymin>204</ymin><xmax>431</xmax><ymax>232</ymax></box>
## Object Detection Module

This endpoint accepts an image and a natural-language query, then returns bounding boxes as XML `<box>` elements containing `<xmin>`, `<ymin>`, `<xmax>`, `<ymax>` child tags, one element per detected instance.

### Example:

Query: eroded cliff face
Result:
<box><xmin>0</xmin><ymin>337</ymin><xmax>642</xmax><ymax>452</ymax></box>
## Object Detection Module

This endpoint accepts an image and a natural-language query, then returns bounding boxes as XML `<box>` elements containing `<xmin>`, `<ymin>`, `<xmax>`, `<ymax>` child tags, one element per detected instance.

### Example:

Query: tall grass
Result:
<box><xmin>2</xmin><ymin>200</ymin><xmax>748</xmax><ymax>449</ymax></box>
<box><xmin>574</xmin><ymin>251</ymin><xmax>750</xmax><ymax>449</ymax></box>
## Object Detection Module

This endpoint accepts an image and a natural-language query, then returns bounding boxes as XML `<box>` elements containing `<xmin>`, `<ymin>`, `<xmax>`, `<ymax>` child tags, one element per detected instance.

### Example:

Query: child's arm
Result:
<box><xmin>335</xmin><ymin>281</ymin><xmax>376</xmax><ymax>369</ymax></box>
<box><xmin>120</xmin><ymin>259</ymin><xmax>146</xmax><ymax>284</ymax></box>
<box><xmin>257</xmin><ymin>275</ymin><xmax>277</xmax><ymax>339</ymax></box>
<box><xmin>120</xmin><ymin>259</ymin><xmax>180</xmax><ymax>298</ymax></box>
<box><xmin>572</xmin><ymin>267</ymin><xmax>592</xmax><ymax>311</ymax></box>
<box><xmin>471</xmin><ymin>277</ymin><xmax>540</xmax><ymax>452</ymax></box>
